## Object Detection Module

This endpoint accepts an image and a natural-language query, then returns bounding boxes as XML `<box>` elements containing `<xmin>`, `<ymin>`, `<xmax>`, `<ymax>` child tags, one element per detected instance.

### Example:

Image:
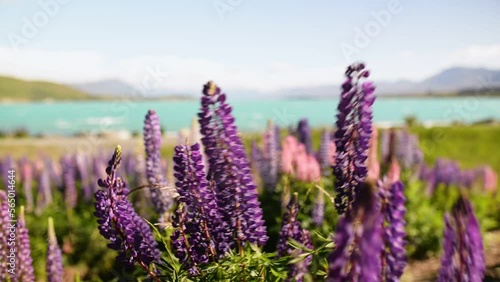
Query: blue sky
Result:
<box><xmin>0</xmin><ymin>0</ymin><xmax>499</xmax><ymax>93</ymax></box>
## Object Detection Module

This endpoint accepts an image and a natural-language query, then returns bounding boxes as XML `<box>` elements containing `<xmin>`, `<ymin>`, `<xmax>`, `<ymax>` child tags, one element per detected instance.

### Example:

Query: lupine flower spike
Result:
<box><xmin>297</xmin><ymin>118</ymin><xmax>313</xmax><ymax>155</ymax></box>
<box><xmin>261</xmin><ymin>119</ymin><xmax>280</xmax><ymax>190</ymax></box>
<box><xmin>333</xmin><ymin>63</ymin><xmax>376</xmax><ymax>214</ymax></box>
<box><xmin>277</xmin><ymin>192</ymin><xmax>313</xmax><ymax>282</ymax></box>
<box><xmin>317</xmin><ymin>129</ymin><xmax>336</xmax><ymax>177</ymax></box>
<box><xmin>377</xmin><ymin>159</ymin><xmax>407</xmax><ymax>281</ymax></box>
<box><xmin>94</xmin><ymin>145</ymin><xmax>161</xmax><ymax>281</ymax></box>
<box><xmin>36</xmin><ymin>168</ymin><xmax>52</xmax><ymax>215</ymax></box>
<box><xmin>15</xmin><ymin>206</ymin><xmax>35</xmax><ymax>282</ymax></box>
<box><xmin>312</xmin><ymin>189</ymin><xmax>325</xmax><ymax>226</ymax></box>
<box><xmin>380</xmin><ymin>182</ymin><xmax>407</xmax><ymax>281</ymax></box>
<box><xmin>438</xmin><ymin>196</ymin><xmax>485</xmax><ymax>282</ymax></box>
<box><xmin>327</xmin><ymin>183</ymin><xmax>382</xmax><ymax>282</ymax></box>
<box><xmin>0</xmin><ymin>190</ymin><xmax>11</xmax><ymax>280</ymax></box>
<box><xmin>144</xmin><ymin>109</ymin><xmax>172</xmax><ymax>216</ymax></box>
<box><xmin>171</xmin><ymin>143</ymin><xmax>231</xmax><ymax>276</ymax></box>
<box><xmin>61</xmin><ymin>155</ymin><xmax>77</xmax><ymax>209</ymax></box>
<box><xmin>250</xmin><ymin>120</ymin><xmax>280</xmax><ymax>191</ymax></box>
<box><xmin>20</xmin><ymin>159</ymin><xmax>34</xmax><ymax>212</ymax></box>
<box><xmin>46</xmin><ymin>217</ymin><xmax>64</xmax><ymax>282</ymax></box>
<box><xmin>198</xmin><ymin>81</ymin><xmax>268</xmax><ymax>248</ymax></box>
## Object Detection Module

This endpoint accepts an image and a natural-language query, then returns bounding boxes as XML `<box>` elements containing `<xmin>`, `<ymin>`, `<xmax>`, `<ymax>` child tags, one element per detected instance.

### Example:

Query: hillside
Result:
<box><xmin>0</xmin><ymin>76</ymin><xmax>94</xmax><ymax>102</ymax></box>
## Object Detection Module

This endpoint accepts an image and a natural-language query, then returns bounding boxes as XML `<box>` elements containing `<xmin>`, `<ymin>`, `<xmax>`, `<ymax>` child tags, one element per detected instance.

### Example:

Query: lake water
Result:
<box><xmin>1</xmin><ymin>97</ymin><xmax>499</xmax><ymax>135</ymax></box>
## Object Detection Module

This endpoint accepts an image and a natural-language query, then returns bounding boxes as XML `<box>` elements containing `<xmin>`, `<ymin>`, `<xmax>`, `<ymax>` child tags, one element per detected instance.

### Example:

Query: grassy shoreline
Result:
<box><xmin>1</xmin><ymin>124</ymin><xmax>499</xmax><ymax>174</ymax></box>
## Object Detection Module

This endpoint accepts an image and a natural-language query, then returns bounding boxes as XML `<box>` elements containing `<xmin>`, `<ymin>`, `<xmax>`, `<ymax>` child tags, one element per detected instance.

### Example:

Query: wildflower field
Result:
<box><xmin>1</xmin><ymin>64</ymin><xmax>499</xmax><ymax>282</ymax></box>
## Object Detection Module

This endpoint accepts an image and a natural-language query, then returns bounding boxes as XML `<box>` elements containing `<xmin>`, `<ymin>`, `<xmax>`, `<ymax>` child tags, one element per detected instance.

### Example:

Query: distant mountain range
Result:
<box><xmin>277</xmin><ymin>67</ymin><xmax>500</xmax><ymax>98</ymax></box>
<box><xmin>1</xmin><ymin>67</ymin><xmax>499</xmax><ymax>102</ymax></box>
<box><xmin>70</xmin><ymin>79</ymin><xmax>134</xmax><ymax>96</ymax></box>
<box><xmin>69</xmin><ymin>79</ymin><xmax>193</xmax><ymax>98</ymax></box>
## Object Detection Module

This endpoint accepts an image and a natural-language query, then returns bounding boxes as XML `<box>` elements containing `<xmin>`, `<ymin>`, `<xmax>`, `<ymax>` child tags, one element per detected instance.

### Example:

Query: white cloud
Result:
<box><xmin>361</xmin><ymin>44</ymin><xmax>500</xmax><ymax>83</ymax></box>
<box><xmin>0</xmin><ymin>47</ymin><xmax>114</xmax><ymax>82</ymax></box>
<box><xmin>442</xmin><ymin>45</ymin><xmax>500</xmax><ymax>69</ymax></box>
<box><xmin>0</xmin><ymin>46</ymin><xmax>345</xmax><ymax>93</ymax></box>
<box><xmin>0</xmin><ymin>44</ymin><xmax>499</xmax><ymax>94</ymax></box>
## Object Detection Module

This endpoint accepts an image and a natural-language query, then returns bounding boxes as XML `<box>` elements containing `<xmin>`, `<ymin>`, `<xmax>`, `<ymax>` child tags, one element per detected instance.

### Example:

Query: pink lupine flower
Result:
<box><xmin>387</xmin><ymin>159</ymin><xmax>401</xmax><ymax>185</ymax></box>
<box><xmin>367</xmin><ymin>125</ymin><xmax>380</xmax><ymax>182</ymax></box>
<box><xmin>281</xmin><ymin>136</ymin><xmax>299</xmax><ymax>174</ymax></box>
<box><xmin>482</xmin><ymin>166</ymin><xmax>497</xmax><ymax>192</ymax></box>
<box><xmin>306</xmin><ymin>155</ymin><xmax>321</xmax><ymax>183</ymax></box>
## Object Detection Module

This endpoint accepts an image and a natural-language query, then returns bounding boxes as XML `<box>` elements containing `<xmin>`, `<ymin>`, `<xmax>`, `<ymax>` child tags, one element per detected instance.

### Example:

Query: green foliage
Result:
<box><xmin>404</xmin><ymin>180</ymin><xmax>445</xmax><ymax>258</ymax></box>
<box><xmin>3</xmin><ymin>124</ymin><xmax>499</xmax><ymax>280</ymax></box>
<box><xmin>19</xmin><ymin>181</ymin><xmax>117</xmax><ymax>281</ymax></box>
<box><xmin>402</xmin><ymin>177</ymin><xmax>499</xmax><ymax>259</ymax></box>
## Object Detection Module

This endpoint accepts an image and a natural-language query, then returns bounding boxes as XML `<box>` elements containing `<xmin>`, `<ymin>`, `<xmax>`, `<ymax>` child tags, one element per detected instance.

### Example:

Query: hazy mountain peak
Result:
<box><xmin>70</xmin><ymin>79</ymin><xmax>134</xmax><ymax>96</ymax></box>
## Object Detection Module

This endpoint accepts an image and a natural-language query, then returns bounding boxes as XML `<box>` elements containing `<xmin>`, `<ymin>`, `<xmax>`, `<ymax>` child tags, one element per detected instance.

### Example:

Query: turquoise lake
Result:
<box><xmin>1</xmin><ymin>97</ymin><xmax>499</xmax><ymax>135</ymax></box>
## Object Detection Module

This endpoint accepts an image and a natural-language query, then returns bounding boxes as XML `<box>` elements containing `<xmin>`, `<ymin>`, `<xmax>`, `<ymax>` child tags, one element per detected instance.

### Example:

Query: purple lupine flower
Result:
<box><xmin>35</xmin><ymin>168</ymin><xmax>52</xmax><ymax>215</ymax></box>
<box><xmin>326</xmin><ymin>213</ymin><xmax>353</xmax><ymax>280</ymax></box>
<box><xmin>15</xmin><ymin>206</ymin><xmax>35</xmax><ymax>282</ymax></box>
<box><xmin>2</xmin><ymin>156</ymin><xmax>14</xmax><ymax>192</ymax></box>
<box><xmin>277</xmin><ymin>193</ymin><xmax>313</xmax><ymax>282</ymax></box>
<box><xmin>438</xmin><ymin>196</ymin><xmax>485</xmax><ymax>282</ymax></box>
<box><xmin>198</xmin><ymin>81</ymin><xmax>268</xmax><ymax>247</ymax></box>
<box><xmin>61</xmin><ymin>155</ymin><xmax>77</xmax><ymax>209</ymax></box>
<box><xmin>434</xmin><ymin>158</ymin><xmax>461</xmax><ymax>188</ymax></box>
<box><xmin>143</xmin><ymin>109</ymin><xmax>171</xmax><ymax>215</ymax></box>
<box><xmin>46</xmin><ymin>217</ymin><xmax>64</xmax><ymax>282</ymax></box>
<box><xmin>274</xmin><ymin>124</ymin><xmax>282</xmax><ymax>151</ymax></box>
<box><xmin>171</xmin><ymin>207</ymin><xmax>202</xmax><ymax>276</ymax></box>
<box><xmin>293</xmin><ymin>230</ymin><xmax>313</xmax><ymax>282</ymax></box>
<box><xmin>171</xmin><ymin>143</ymin><xmax>231</xmax><ymax>275</ymax></box>
<box><xmin>297</xmin><ymin>118</ymin><xmax>313</xmax><ymax>155</ymax></box>
<box><xmin>261</xmin><ymin>120</ymin><xmax>279</xmax><ymax>190</ymax></box>
<box><xmin>459</xmin><ymin>169</ymin><xmax>476</xmax><ymax>189</ymax></box>
<box><xmin>20</xmin><ymin>158</ymin><xmax>34</xmax><ymax>212</ymax></box>
<box><xmin>94</xmin><ymin>145</ymin><xmax>160</xmax><ymax>270</ymax></box>
<box><xmin>418</xmin><ymin>162</ymin><xmax>439</xmax><ymax>196</ymax></box>
<box><xmin>383</xmin><ymin>181</ymin><xmax>407</xmax><ymax>282</ymax></box>
<box><xmin>0</xmin><ymin>190</ymin><xmax>11</xmax><ymax>280</ymax></box>
<box><xmin>46</xmin><ymin>157</ymin><xmax>62</xmax><ymax>189</ymax></box>
<box><xmin>421</xmin><ymin>159</ymin><xmax>488</xmax><ymax>194</ymax></box>
<box><xmin>438</xmin><ymin>214</ymin><xmax>455</xmax><ymax>281</ymax></box>
<box><xmin>410</xmin><ymin>135</ymin><xmax>424</xmax><ymax>166</ymax></box>
<box><xmin>317</xmin><ymin>129</ymin><xmax>335</xmax><ymax>177</ymax></box>
<box><xmin>251</xmin><ymin>140</ymin><xmax>263</xmax><ymax>172</ymax></box>
<box><xmin>123</xmin><ymin>152</ymin><xmax>139</xmax><ymax>187</ymax></box>
<box><xmin>394</xmin><ymin>129</ymin><xmax>423</xmax><ymax>169</ymax></box>
<box><xmin>394</xmin><ymin>130</ymin><xmax>410</xmax><ymax>168</ymax></box>
<box><xmin>377</xmin><ymin>162</ymin><xmax>406</xmax><ymax>281</ymax></box>
<box><xmin>332</xmin><ymin>63</ymin><xmax>375</xmax><ymax>214</ymax></box>
<box><xmin>327</xmin><ymin>184</ymin><xmax>382</xmax><ymax>282</ymax></box>
<box><xmin>277</xmin><ymin>192</ymin><xmax>301</xmax><ymax>257</ymax></box>
<box><xmin>312</xmin><ymin>190</ymin><xmax>325</xmax><ymax>226</ymax></box>
<box><xmin>75</xmin><ymin>153</ymin><xmax>92</xmax><ymax>202</ymax></box>
<box><xmin>251</xmin><ymin>120</ymin><xmax>280</xmax><ymax>191</ymax></box>
<box><xmin>91</xmin><ymin>155</ymin><xmax>106</xmax><ymax>195</ymax></box>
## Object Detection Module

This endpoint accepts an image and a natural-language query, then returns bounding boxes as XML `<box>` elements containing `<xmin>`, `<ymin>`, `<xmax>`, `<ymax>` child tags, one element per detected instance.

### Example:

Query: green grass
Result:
<box><xmin>0</xmin><ymin>76</ymin><xmax>94</xmax><ymax>101</ymax></box>
<box><xmin>409</xmin><ymin>125</ymin><xmax>500</xmax><ymax>173</ymax></box>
